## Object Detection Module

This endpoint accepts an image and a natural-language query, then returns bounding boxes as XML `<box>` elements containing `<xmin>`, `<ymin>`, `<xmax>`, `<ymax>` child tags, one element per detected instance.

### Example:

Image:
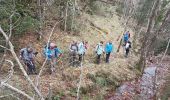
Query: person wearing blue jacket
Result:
<box><xmin>123</xmin><ymin>31</ymin><xmax>130</xmax><ymax>44</ymax></box>
<box><xmin>105</xmin><ymin>41</ymin><xmax>114</xmax><ymax>63</ymax></box>
<box><xmin>44</xmin><ymin>43</ymin><xmax>62</xmax><ymax>74</ymax></box>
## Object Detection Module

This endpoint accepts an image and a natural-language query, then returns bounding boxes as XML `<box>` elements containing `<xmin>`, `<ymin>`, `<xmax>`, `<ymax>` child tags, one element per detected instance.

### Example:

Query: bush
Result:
<box><xmin>14</xmin><ymin>16</ymin><xmax>39</xmax><ymax>35</ymax></box>
<box><xmin>86</xmin><ymin>71</ymin><xmax>119</xmax><ymax>88</ymax></box>
<box><xmin>115</xmin><ymin>3</ymin><xmax>124</xmax><ymax>16</ymax></box>
<box><xmin>0</xmin><ymin>0</ymin><xmax>40</xmax><ymax>36</ymax></box>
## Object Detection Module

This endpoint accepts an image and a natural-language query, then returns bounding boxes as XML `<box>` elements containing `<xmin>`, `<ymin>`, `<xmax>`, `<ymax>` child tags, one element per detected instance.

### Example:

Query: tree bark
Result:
<box><xmin>148</xmin><ymin>8</ymin><xmax>170</xmax><ymax>52</ymax></box>
<box><xmin>64</xmin><ymin>1</ymin><xmax>68</xmax><ymax>32</ymax></box>
<box><xmin>139</xmin><ymin>0</ymin><xmax>160</xmax><ymax>73</ymax></box>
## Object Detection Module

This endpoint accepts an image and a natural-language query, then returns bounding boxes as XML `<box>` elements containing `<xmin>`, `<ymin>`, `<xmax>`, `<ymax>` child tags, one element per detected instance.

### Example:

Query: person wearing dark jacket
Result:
<box><xmin>20</xmin><ymin>46</ymin><xmax>38</xmax><ymax>75</ymax></box>
<box><xmin>69</xmin><ymin>41</ymin><xmax>78</xmax><ymax>66</ymax></box>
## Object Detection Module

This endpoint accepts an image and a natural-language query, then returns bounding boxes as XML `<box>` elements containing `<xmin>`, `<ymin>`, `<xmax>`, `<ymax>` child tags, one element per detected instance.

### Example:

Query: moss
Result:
<box><xmin>86</xmin><ymin>73</ymin><xmax>96</xmax><ymax>83</ymax></box>
<box><xmin>86</xmin><ymin>71</ymin><xmax>119</xmax><ymax>88</ymax></box>
<box><xmin>80</xmin><ymin>85</ymin><xmax>97</xmax><ymax>94</ymax></box>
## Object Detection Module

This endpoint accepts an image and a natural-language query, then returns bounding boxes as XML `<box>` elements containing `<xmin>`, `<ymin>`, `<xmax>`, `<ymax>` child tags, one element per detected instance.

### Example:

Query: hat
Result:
<box><xmin>50</xmin><ymin>43</ymin><xmax>56</xmax><ymax>47</ymax></box>
<box><xmin>27</xmin><ymin>47</ymin><xmax>33</xmax><ymax>52</ymax></box>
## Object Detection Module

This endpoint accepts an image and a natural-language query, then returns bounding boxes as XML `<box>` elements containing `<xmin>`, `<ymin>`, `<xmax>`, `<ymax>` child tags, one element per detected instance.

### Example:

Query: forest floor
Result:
<box><xmin>1</xmin><ymin>13</ymin><xmax>140</xmax><ymax>99</ymax></box>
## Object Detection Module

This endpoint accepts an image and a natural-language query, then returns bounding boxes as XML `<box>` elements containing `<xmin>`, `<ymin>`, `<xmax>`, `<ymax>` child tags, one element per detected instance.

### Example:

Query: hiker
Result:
<box><xmin>123</xmin><ymin>31</ymin><xmax>130</xmax><ymax>44</ymax></box>
<box><xmin>43</xmin><ymin>42</ymin><xmax>50</xmax><ymax>56</ymax></box>
<box><xmin>69</xmin><ymin>41</ymin><xmax>78</xmax><ymax>66</ymax></box>
<box><xmin>20</xmin><ymin>46</ymin><xmax>38</xmax><ymax>75</ymax></box>
<box><xmin>44</xmin><ymin>42</ymin><xmax>62</xmax><ymax>74</ymax></box>
<box><xmin>95</xmin><ymin>41</ymin><xmax>104</xmax><ymax>64</ymax></box>
<box><xmin>105</xmin><ymin>41</ymin><xmax>114</xmax><ymax>63</ymax></box>
<box><xmin>78</xmin><ymin>41</ymin><xmax>86</xmax><ymax>65</ymax></box>
<box><xmin>125</xmin><ymin>41</ymin><xmax>131</xmax><ymax>58</ymax></box>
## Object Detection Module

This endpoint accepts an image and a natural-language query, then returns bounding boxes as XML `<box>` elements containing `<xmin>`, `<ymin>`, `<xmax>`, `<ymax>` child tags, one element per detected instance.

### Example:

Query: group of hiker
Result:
<box><xmin>123</xmin><ymin>31</ymin><xmax>131</xmax><ymax>58</ymax></box>
<box><xmin>19</xmin><ymin>31</ymin><xmax>131</xmax><ymax>75</ymax></box>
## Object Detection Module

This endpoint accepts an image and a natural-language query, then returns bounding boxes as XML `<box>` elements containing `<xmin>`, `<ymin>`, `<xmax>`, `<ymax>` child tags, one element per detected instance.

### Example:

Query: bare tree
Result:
<box><xmin>139</xmin><ymin>0</ymin><xmax>160</xmax><ymax>73</ymax></box>
<box><xmin>0</xmin><ymin>26</ymin><xmax>44</xmax><ymax>100</ymax></box>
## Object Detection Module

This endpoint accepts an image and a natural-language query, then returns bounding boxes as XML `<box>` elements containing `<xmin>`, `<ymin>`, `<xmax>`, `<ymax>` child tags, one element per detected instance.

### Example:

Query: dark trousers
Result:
<box><xmin>70</xmin><ymin>52</ymin><xmax>77</xmax><ymax>66</ymax></box>
<box><xmin>96</xmin><ymin>54</ymin><xmax>101</xmax><ymax>64</ymax></box>
<box><xmin>24</xmin><ymin>60</ymin><xmax>36</xmax><ymax>74</ymax></box>
<box><xmin>106</xmin><ymin>52</ymin><xmax>111</xmax><ymax>63</ymax></box>
<box><xmin>78</xmin><ymin>54</ymin><xmax>83</xmax><ymax>63</ymax></box>
<box><xmin>125</xmin><ymin>48</ymin><xmax>130</xmax><ymax>57</ymax></box>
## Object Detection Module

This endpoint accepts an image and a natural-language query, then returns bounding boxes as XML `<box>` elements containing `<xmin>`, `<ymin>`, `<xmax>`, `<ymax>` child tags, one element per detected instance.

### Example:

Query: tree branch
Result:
<box><xmin>1</xmin><ymin>60</ymin><xmax>14</xmax><ymax>83</ymax></box>
<box><xmin>1</xmin><ymin>82</ymin><xmax>34</xmax><ymax>100</ymax></box>
<box><xmin>0</xmin><ymin>26</ymin><xmax>44</xmax><ymax>100</ymax></box>
<box><xmin>36</xmin><ymin>19</ymin><xmax>63</xmax><ymax>88</ymax></box>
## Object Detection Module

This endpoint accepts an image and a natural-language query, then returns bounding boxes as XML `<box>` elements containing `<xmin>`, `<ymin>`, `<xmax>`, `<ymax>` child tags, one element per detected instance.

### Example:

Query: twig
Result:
<box><xmin>36</xmin><ymin>19</ymin><xmax>63</xmax><ymax>88</ymax></box>
<box><xmin>0</xmin><ymin>93</ymin><xmax>16</xmax><ymax>98</ymax></box>
<box><xmin>1</xmin><ymin>82</ymin><xmax>34</xmax><ymax>100</ymax></box>
<box><xmin>160</xmin><ymin>39</ymin><xmax>170</xmax><ymax>64</ymax></box>
<box><xmin>1</xmin><ymin>60</ymin><xmax>14</xmax><ymax>83</ymax></box>
<box><xmin>153</xmin><ymin>38</ymin><xmax>170</xmax><ymax>99</ymax></box>
<box><xmin>0</xmin><ymin>45</ymin><xmax>10</xmax><ymax>50</ymax></box>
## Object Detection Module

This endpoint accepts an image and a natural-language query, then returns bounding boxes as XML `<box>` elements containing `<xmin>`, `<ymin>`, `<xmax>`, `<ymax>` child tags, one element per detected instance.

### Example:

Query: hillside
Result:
<box><xmin>1</xmin><ymin>0</ymin><xmax>170</xmax><ymax>100</ymax></box>
<box><xmin>2</xmin><ymin>11</ymin><xmax>139</xmax><ymax>99</ymax></box>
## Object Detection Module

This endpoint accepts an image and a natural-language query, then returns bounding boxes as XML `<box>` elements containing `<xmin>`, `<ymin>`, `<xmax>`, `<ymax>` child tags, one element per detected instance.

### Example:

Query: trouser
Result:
<box><xmin>96</xmin><ymin>54</ymin><xmax>101</xmax><ymax>64</ymax></box>
<box><xmin>24</xmin><ymin>60</ymin><xmax>36</xmax><ymax>74</ymax></box>
<box><xmin>106</xmin><ymin>52</ymin><xmax>111</xmax><ymax>63</ymax></box>
<box><xmin>78</xmin><ymin>54</ymin><xmax>83</xmax><ymax>63</ymax></box>
<box><xmin>70</xmin><ymin>52</ymin><xmax>77</xmax><ymax>66</ymax></box>
<box><xmin>123</xmin><ymin>39</ymin><xmax>128</xmax><ymax>46</ymax></box>
<box><xmin>125</xmin><ymin>48</ymin><xmax>130</xmax><ymax>57</ymax></box>
<box><xmin>49</xmin><ymin>58</ymin><xmax>57</xmax><ymax>74</ymax></box>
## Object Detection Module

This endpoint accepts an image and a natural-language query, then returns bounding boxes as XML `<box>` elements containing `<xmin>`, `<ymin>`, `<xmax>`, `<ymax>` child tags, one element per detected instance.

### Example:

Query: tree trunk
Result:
<box><xmin>64</xmin><ymin>1</ymin><xmax>69</xmax><ymax>32</ymax></box>
<box><xmin>139</xmin><ymin>0</ymin><xmax>160</xmax><ymax>73</ymax></box>
<box><xmin>148</xmin><ymin>8</ymin><xmax>170</xmax><ymax>52</ymax></box>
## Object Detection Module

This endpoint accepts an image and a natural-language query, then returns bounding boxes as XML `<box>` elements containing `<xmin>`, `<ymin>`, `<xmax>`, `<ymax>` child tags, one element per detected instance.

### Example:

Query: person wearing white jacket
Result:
<box><xmin>78</xmin><ymin>41</ymin><xmax>86</xmax><ymax>64</ymax></box>
<box><xmin>95</xmin><ymin>41</ymin><xmax>104</xmax><ymax>64</ymax></box>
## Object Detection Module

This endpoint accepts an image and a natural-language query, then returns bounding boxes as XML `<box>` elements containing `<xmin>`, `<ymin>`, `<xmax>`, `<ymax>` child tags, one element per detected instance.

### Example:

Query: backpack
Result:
<box><xmin>125</xmin><ymin>42</ymin><xmax>131</xmax><ymax>49</ymax></box>
<box><xmin>70</xmin><ymin>44</ymin><xmax>78</xmax><ymax>51</ymax></box>
<box><xmin>43</xmin><ymin>43</ymin><xmax>50</xmax><ymax>56</ymax></box>
<box><xmin>96</xmin><ymin>44</ymin><xmax>100</xmax><ymax>53</ymax></box>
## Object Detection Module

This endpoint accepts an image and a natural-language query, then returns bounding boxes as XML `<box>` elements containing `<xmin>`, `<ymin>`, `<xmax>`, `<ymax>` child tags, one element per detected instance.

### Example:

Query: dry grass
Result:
<box><xmin>1</xmin><ymin>13</ymin><xmax>140</xmax><ymax>99</ymax></box>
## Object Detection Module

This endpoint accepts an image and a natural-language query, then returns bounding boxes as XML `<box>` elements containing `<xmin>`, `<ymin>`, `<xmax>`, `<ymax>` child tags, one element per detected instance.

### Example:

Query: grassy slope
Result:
<box><xmin>1</xmin><ymin>12</ymin><xmax>140</xmax><ymax>99</ymax></box>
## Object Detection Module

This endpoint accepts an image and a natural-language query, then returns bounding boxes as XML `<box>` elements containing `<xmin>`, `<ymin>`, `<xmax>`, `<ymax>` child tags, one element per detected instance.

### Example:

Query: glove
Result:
<box><xmin>59</xmin><ymin>54</ymin><xmax>62</xmax><ymax>57</ymax></box>
<box><xmin>48</xmin><ymin>55</ymin><xmax>52</xmax><ymax>58</ymax></box>
<box><xmin>19</xmin><ymin>55</ymin><xmax>23</xmax><ymax>60</ymax></box>
<box><xmin>34</xmin><ymin>52</ymin><xmax>38</xmax><ymax>56</ymax></box>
